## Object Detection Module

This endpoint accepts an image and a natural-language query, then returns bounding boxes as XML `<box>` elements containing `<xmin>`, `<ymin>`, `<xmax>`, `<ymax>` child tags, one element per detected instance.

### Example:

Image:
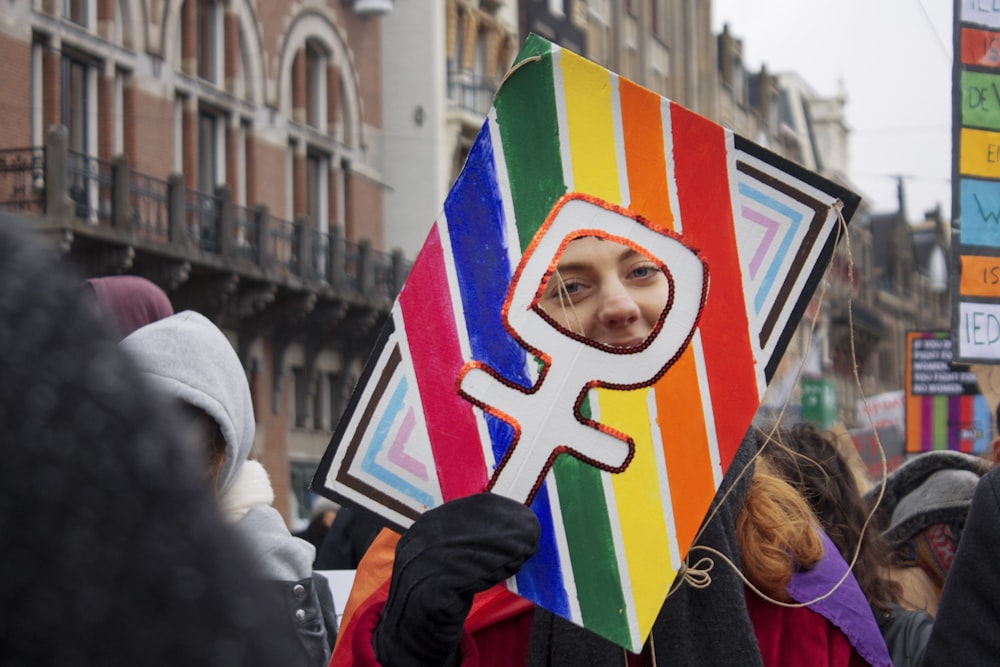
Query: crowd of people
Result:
<box><xmin>4</xmin><ymin>213</ymin><xmax>1000</xmax><ymax>666</ymax></box>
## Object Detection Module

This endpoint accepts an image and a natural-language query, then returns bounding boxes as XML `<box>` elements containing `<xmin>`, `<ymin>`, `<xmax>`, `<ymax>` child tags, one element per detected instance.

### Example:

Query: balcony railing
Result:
<box><xmin>0</xmin><ymin>147</ymin><xmax>45</xmax><ymax>213</ymax></box>
<box><xmin>447</xmin><ymin>70</ymin><xmax>498</xmax><ymax>118</ymax></box>
<box><xmin>130</xmin><ymin>170</ymin><xmax>170</xmax><ymax>243</ymax></box>
<box><xmin>186</xmin><ymin>188</ymin><xmax>222</xmax><ymax>252</ymax></box>
<box><xmin>68</xmin><ymin>150</ymin><xmax>114</xmax><ymax>225</ymax></box>
<box><xmin>270</xmin><ymin>215</ymin><xmax>300</xmax><ymax>275</ymax></box>
<box><xmin>312</xmin><ymin>226</ymin><xmax>330</xmax><ymax>283</ymax></box>
<box><xmin>4</xmin><ymin>129</ymin><xmax>411</xmax><ymax>303</ymax></box>
<box><xmin>233</xmin><ymin>203</ymin><xmax>257</xmax><ymax>263</ymax></box>
<box><xmin>343</xmin><ymin>238</ymin><xmax>362</xmax><ymax>293</ymax></box>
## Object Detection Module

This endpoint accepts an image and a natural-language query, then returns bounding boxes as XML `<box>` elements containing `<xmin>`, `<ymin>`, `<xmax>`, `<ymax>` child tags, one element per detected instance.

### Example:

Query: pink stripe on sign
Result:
<box><xmin>386</xmin><ymin>408</ymin><xmax>428</xmax><ymax>481</ymax></box>
<box><xmin>398</xmin><ymin>224</ymin><xmax>489</xmax><ymax>499</ymax></box>
<box><xmin>741</xmin><ymin>204</ymin><xmax>781</xmax><ymax>280</ymax></box>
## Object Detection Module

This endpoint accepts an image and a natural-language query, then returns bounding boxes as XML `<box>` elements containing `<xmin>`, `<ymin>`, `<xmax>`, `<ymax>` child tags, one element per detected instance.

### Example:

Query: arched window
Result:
<box><xmin>64</xmin><ymin>0</ymin><xmax>89</xmax><ymax>26</ymax></box>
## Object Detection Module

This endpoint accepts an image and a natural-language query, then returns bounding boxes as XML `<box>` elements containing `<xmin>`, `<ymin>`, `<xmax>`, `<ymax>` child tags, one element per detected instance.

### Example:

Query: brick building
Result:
<box><xmin>0</xmin><ymin>0</ymin><xmax>403</xmax><ymax>528</ymax></box>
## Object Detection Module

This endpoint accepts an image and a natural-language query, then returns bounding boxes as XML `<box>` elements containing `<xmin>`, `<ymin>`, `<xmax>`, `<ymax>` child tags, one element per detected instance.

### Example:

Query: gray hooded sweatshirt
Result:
<box><xmin>121</xmin><ymin>312</ymin><xmax>332</xmax><ymax>665</ymax></box>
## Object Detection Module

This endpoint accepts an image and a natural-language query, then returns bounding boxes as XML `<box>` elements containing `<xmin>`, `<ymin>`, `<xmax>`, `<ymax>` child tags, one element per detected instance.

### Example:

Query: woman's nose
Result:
<box><xmin>598</xmin><ymin>282</ymin><xmax>640</xmax><ymax>328</ymax></box>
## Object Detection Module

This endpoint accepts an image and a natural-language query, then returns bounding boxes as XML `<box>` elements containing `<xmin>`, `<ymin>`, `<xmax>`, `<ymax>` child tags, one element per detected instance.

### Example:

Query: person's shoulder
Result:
<box><xmin>878</xmin><ymin>604</ymin><xmax>933</xmax><ymax>667</ymax></box>
<box><xmin>974</xmin><ymin>464</ymin><xmax>1000</xmax><ymax>508</ymax></box>
<box><xmin>236</xmin><ymin>505</ymin><xmax>316</xmax><ymax>581</ymax></box>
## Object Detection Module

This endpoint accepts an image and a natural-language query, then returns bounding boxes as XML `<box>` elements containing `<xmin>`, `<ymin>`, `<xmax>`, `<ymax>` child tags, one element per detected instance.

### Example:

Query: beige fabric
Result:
<box><xmin>886</xmin><ymin>565</ymin><xmax>939</xmax><ymax>618</ymax></box>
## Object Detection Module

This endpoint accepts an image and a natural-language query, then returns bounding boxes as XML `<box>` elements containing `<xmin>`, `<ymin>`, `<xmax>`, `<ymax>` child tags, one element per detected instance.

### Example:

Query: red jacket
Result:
<box><xmin>331</xmin><ymin>529</ymin><xmax>875</xmax><ymax>667</ymax></box>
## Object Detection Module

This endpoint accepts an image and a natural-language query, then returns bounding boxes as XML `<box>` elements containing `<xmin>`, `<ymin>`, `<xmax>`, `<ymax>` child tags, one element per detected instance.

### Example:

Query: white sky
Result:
<box><xmin>712</xmin><ymin>0</ymin><xmax>953</xmax><ymax>221</ymax></box>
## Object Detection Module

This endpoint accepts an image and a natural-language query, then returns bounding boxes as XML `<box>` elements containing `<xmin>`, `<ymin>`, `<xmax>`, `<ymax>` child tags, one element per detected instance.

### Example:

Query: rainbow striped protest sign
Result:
<box><xmin>905</xmin><ymin>330</ymin><xmax>992</xmax><ymax>454</ymax></box>
<box><xmin>314</xmin><ymin>34</ymin><xmax>859</xmax><ymax>651</ymax></box>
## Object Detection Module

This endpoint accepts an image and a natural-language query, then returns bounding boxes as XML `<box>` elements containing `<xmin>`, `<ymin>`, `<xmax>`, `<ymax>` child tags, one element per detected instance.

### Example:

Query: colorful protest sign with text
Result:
<box><xmin>906</xmin><ymin>330</ymin><xmax>992</xmax><ymax>453</ymax></box>
<box><xmin>953</xmin><ymin>1</ymin><xmax>1000</xmax><ymax>361</ymax></box>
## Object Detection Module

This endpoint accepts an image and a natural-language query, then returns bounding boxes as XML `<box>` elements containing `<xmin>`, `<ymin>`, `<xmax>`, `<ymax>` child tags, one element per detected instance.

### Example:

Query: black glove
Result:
<box><xmin>373</xmin><ymin>493</ymin><xmax>540</xmax><ymax>667</ymax></box>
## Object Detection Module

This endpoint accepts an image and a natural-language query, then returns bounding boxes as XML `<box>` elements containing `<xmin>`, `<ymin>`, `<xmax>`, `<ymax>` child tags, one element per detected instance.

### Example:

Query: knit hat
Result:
<box><xmin>85</xmin><ymin>275</ymin><xmax>174</xmax><ymax>339</ymax></box>
<box><xmin>864</xmin><ymin>451</ymin><xmax>992</xmax><ymax>548</ymax></box>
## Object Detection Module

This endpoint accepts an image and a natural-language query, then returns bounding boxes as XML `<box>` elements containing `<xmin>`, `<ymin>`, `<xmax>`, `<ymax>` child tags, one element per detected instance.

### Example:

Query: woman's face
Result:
<box><xmin>537</xmin><ymin>236</ymin><xmax>670</xmax><ymax>348</ymax></box>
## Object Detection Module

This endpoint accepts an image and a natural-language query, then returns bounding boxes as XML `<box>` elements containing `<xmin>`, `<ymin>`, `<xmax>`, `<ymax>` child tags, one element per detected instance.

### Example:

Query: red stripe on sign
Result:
<box><xmin>668</xmin><ymin>103</ymin><xmax>758</xmax><ymax>469</ymax></box>
<box><xmin>399</xmin><ymin>224</ymin><xmax>489</xmax><ymax>499</ymax></box>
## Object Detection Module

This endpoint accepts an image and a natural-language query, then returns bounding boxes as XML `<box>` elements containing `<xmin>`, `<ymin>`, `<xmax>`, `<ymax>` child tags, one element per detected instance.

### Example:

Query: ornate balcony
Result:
<box><xmin>2</xmin><ymin>126</ymin><xmax>409</xmax><ymax>400</ymax></box>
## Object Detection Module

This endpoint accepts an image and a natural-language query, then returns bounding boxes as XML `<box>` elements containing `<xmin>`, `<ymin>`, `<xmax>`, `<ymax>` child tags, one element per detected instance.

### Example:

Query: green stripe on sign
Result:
<box><xmin>933</xmin><ymin>395</ymin><xmax>948</xmax><ymax>450</ymax></box>
<box><xmin>553</xmin><ymin>454</ymin><xmax>631</xmax><ymax>647</ymax></box>
<box><xmin>496</xmin><ymin>35</ymin><xmax>630</xmax><ymax>648</ymax></box>
<box><xmin>493</xmin><ymin>36</ymin><xmax>566</xmax><ymax>251</ymax></box>
<box><xmin>552</xmin><ymin>396</ymin><xmax>631</xmax><ymax>647</ymax></box>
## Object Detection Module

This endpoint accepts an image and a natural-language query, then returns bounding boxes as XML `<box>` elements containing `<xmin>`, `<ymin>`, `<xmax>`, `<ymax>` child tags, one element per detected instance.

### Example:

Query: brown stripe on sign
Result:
<box><xmin>336</xmin><ymin>343</ymin><xmax>422</xmax><ymax>523</ymax></box>
<box><xmin>736</xmin><ymin>159</ymin><xmax>828</xmax><ymax>348</ymax></box>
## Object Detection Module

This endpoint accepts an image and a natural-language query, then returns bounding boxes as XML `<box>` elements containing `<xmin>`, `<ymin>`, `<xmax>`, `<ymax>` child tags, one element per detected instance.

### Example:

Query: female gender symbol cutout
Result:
<box><xmin>457</xmin><ymin>193</ymin><xmax>708</xmax><ymax>504</ymax></box>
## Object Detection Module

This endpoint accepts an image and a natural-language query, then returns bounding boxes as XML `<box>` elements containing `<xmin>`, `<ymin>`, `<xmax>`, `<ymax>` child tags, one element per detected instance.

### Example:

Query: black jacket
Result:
<box><xmin>922</xmin><ymin>466</ymin><xmax>1000</xmax><ymax>666</ymax></box>
<box><xmin>876</xmin><ymin>603</ymin><xmax>933</xmax><ymax>667</ymax></box>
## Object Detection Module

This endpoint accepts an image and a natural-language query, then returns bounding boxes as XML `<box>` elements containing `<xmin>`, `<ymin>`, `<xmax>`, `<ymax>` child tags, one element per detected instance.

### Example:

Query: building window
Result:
<box><xmin>305</xmin><ymin>151</ymin><xmax>330</xmax><ymax>276</ymax></box>
<box><xmin>304</xmin><ymin>40</ymin><xmax>327</xmax><ymax>131</ymax></box>
<box><xmin>306</xmin><ymin>152</ymin><xmax>329</xmax><ymax>228</ymax></box>
<box><xmin>768</xmin><ymin>90</ymin><xmax>780</xmax><ymax>133</ymax></box>
<box><xmin>196</xmin><ymin>0</ymin><xmax>222</xmax><ymax>83</ymax></box>
<box><xmin>64</xmin><ymin>0</ymin><xmax>88</xmax><ymax>26</ymax></box>
<box><xmin>173</xmin><ymin>96</ymin><xmax>184</xmax><ymax>173</ymax></box>
<box><xmin>587</xmin><ymin>0</ymin><xmax>611</xmax><ymax>67</ymax></box>
<box><xmin>62</xmin><ymin>55</ymin><xmax>92</xmax><ymax>156</ymax></box>
<box><xmin>314</xmin><ymin>370</ymin><xmax>343</xmax><ymax>431</ymax></box>
<box><xmin>548</xmin><ymin>0</ymin><xmax>564</xmax><ymax>18</ymax></box>
<box><xmin>197</xmin><ymin>109</ymin><xmax>222</xmax><ymax>193</ymax></box>
<box><xmin>651</xmin><ymin>0</ymin><xmax>667</xmax><ymax>42</ymax></box>
<box><xmin>732</xmin><ymin>55</ymin><xmax>746</xmax><ymax>106</ymax></box>
<box><xmin>290</xmin><ymin>366</ymin><xmax>307</xmax><ymax>428</ymax></box>
<box><xmin>62</xmin><ymin>53</ymin><xmax>98</xmax><ymax>222</ymax></box>
<box><xmin>326</xmin><ymin>372</ymin><xmax>344</xmax><ymax>429</ymax></box>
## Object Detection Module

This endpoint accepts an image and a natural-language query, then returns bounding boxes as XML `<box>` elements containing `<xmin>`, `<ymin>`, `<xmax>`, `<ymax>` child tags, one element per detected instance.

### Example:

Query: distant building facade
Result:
<box><xmin>380</xmin><ymin>0</ymin><xmax>518</xmax><ymax>259</ymax></box>
<box><xmin>716</xmin><ymin>23</ymin><xmax>951</xmax><ymax>430</ymax></box>
<box><xmin>0</xmin><ymin>0</ymin><xmax>403</xmax><ymax>527</ymax></box>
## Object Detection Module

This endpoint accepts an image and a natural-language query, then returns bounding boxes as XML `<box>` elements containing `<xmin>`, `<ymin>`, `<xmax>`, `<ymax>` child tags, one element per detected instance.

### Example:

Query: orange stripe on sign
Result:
<box><xmin>653</xmin><ymin>346</ymin><xmax>713</xmax><ymax>550</ymax></box>
<box><xmin>619</xmin><ymin>82</ymin><xmax>714</xmax><ymax>550</ymax></box>
<box><xmin>619</xmin><ymin>77</ymin><xmax>673</xmax><ymax>228</ymax></box>
<box><xmin>905</xmin><ymin>332</ymin><xmax>923</xmax><ymax>454</ymax></box>
<box><xmin>960</xmin><ymin>255</ymin><xmax>1000</xmax><ymax>298</ymax></box>
<box><xmin>668</xmin><ymin>103</ymin><xmax>757</xmax><ymax>469</ymax></box>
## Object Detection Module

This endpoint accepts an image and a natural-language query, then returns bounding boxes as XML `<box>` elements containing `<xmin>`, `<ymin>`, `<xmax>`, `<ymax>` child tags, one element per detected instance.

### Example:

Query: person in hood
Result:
<box><xmin>863</xmin><ymin>450</ymin><xmax>991</xmax><ymax>617</ymax></box>
<box><xmin>121</xmin><ymin>310</ymin><xmax>336</xmax><ymax>666</ymax></box>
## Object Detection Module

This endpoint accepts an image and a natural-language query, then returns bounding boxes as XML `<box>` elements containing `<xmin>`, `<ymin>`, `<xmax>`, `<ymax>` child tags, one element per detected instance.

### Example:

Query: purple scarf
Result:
<box><xmin>786</xmin><ymin>530</ymin><xmax>891</xmax><ymax>667</ymax></box>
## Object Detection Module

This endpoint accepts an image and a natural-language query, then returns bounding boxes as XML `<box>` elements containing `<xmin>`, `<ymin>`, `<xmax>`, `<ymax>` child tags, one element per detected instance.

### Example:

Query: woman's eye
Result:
<box><xmin>547</xmin><ymin>280</ymin><xmax>583</xmax><ymax>301</ymax></box>
<box><xmin>629</xmin><ymin>264</ymin><xmax>660</xmax><ymax>279</ymax></box>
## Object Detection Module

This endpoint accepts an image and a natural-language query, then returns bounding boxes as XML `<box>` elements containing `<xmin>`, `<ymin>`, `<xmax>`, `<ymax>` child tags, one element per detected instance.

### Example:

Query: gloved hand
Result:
<box><xmin>372</xmin><ymin>492</ymin><xmax>540</xmax><ymax>667</ymax></box>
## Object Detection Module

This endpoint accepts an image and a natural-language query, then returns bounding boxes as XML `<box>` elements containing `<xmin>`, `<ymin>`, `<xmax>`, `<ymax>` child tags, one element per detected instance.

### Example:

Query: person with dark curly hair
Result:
<box><xmin>0</xmin><ymin>213</ymin><xmax>293</xmax><ymax>666</ymax></box>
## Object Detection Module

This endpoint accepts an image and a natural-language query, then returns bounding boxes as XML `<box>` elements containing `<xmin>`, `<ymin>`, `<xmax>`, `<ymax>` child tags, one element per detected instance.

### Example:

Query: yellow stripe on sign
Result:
<box><xmin>597</xmin><ymin>386</ymin><xmax>673</xmax><ymax>640</ymax></box>
<box><xmin>560</xmin><ymin>48</ymin><xmax>620</xmax><ymax>202</ymax></box>
<box><xmin>961</xmin><ymin>255</ymin><xmax>1000</xmax><ymax>297</ymax></box>
<box><xmin>960</xmin><ymin>127</ymin><xmax>1000</xmax><ymax>179</ymax></box>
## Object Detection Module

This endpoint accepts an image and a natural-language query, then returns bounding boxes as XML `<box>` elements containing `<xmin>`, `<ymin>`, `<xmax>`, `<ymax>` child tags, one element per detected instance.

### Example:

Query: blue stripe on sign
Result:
<box><xmin>443</xmin><ymin>122</ymin><xmax>568</xmax><ymax>615</ymax></box>
<box><xmin>973</xmin><ymin>394</ymin><xmax>992</xmax><ymax>455</ymax></box>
